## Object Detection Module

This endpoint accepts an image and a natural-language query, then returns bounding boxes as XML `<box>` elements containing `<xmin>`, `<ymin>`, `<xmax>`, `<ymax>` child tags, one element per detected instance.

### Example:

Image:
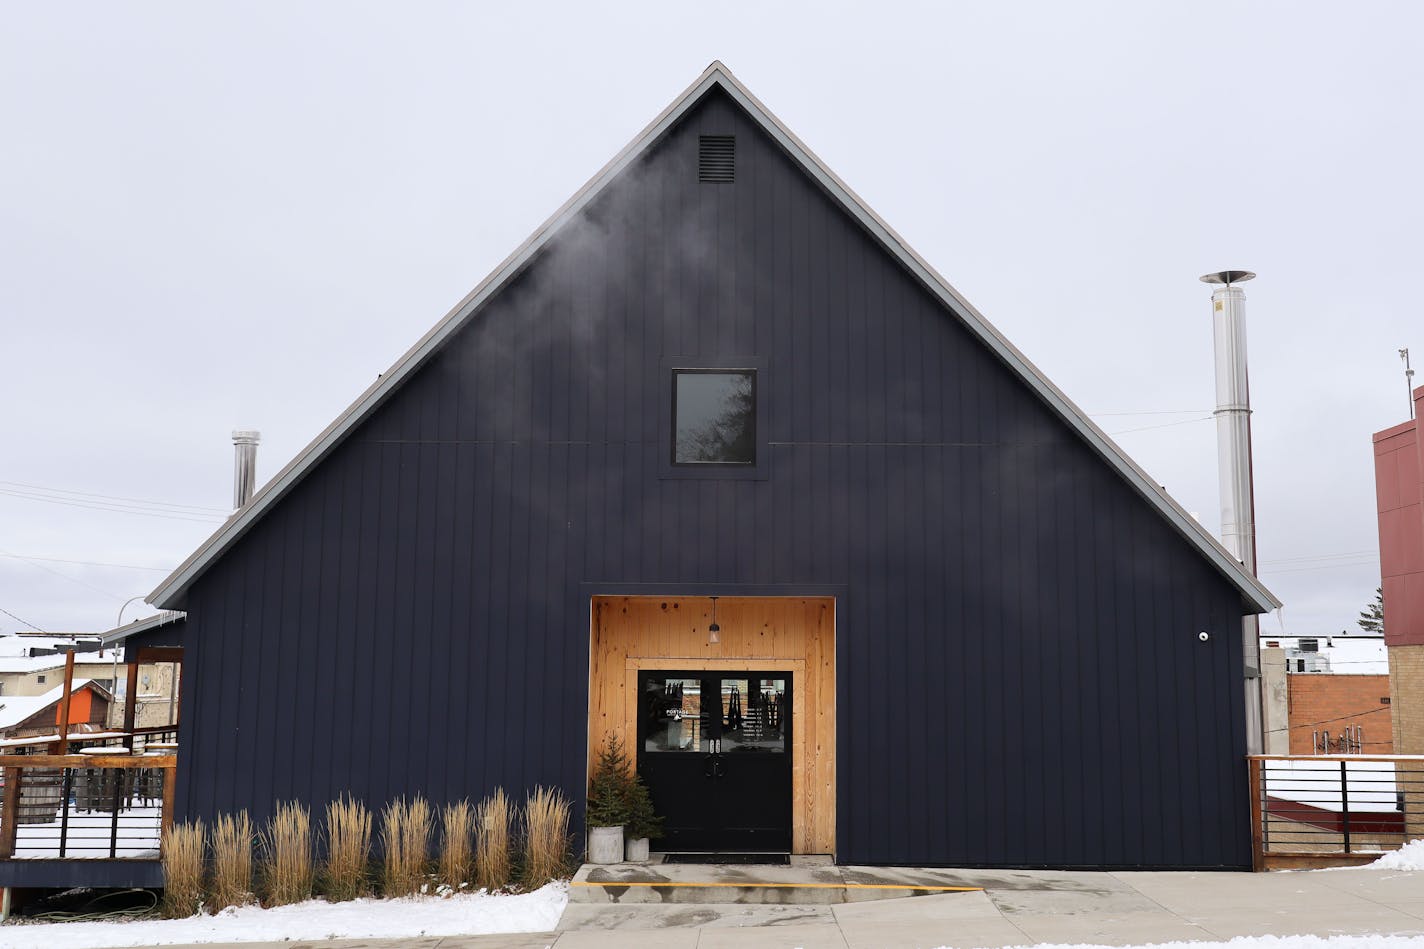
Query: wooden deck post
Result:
<box><xmin>123</xmin><ymin>658</ymin><xmax>140</xmax><ymax>736</ymax></box>
<box><xmin>1247</xmin><ymin>757</ymin><xmax>1265</xmax><ymax>872</ymax></box>
<box><xmin>160</xmin><ymin>764</ymin><xmax>177</xmax><ymax>854</ymax></box>
<box><xmin>54</xmin><ymin>650</ymin><xmax>76</xmax><ymax>756</ymax></box>
<box><xmin>0</xmin><ymin>767</ymin><xmax>22</xmax><ymax>859</ymax></box>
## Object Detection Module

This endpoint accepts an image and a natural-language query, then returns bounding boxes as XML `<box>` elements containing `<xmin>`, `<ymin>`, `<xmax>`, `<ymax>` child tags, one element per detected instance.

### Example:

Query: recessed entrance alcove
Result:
<box><xmin>587</xmin><ymin>596</ymin><xmax>836</xmax><ymax>856</ymax></box>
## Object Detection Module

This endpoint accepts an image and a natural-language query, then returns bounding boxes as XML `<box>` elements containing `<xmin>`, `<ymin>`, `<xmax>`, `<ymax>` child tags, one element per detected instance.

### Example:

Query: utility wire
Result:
<box><xmin>0</xmin><ymin>550</ymin><xmax>125</xmax><ymax>601</ymax></box>
<box><xmin>1264</xmin><ymin>705</ymin><xmax>1390</xmax><ymax>734</ymax></box>
<box><xmin>0</xmin><ymin>553</ymin><xmax>172</xmax><ymax>572</ymax></box>
<box><xmin>1260</xmin><ymin>550</ymin><xmax>1379</xmax><ymax>566</ymax></box>
<box><xmin>0</xmin><ymin>479</ymin><xmax>229</xmax><ymax>513</ymax></box>
<box><xmin>0</xmin><ymin>605</ymin><xmax>43</xmax><ymax>631</ymax></box>
<box><xmin>1107</xmin><ymin>415</ymin><xmax>1214</xmax><ymax>436</ymax></box>
<box><xmin>1089</xmin><ymin>409</ymin><xmax>1213</xmax><ymax>417</ymax></box>
<box><xmin>0</xmin><ymin>488</ymin><xmax>227</xmax><ymax>523</ymax></box>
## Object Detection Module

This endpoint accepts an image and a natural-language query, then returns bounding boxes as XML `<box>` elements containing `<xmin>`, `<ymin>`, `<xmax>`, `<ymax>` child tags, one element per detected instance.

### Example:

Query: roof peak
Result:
<box><xmin>148</xmin><ymin>63</ymin><xmax>1278</xmax><ymax>615</ymax></box>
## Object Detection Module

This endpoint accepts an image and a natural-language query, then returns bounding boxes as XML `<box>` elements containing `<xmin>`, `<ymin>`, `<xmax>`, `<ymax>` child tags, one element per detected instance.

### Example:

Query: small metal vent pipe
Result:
<box><xmin>1201</xmin><ymin>270</ymin><xmax>1262</xmax><ymax>754</ymax></box>
<box><xmin>232</xmin><ymin>430</ymin><xmax>261</xmax><ymax>510</ymax></box>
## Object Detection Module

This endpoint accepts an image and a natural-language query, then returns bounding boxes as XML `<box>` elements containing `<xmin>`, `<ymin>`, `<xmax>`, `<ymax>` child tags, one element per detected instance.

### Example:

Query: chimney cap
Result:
<box><xmin>232</xmin><ymin>430</ymin><xmax>261</xmax><ymax>445</ymax></box>
<box><xmin>1200</xmin><ymin>270</ymin><xmax>1256</xmax><ymax>286</ymax></box>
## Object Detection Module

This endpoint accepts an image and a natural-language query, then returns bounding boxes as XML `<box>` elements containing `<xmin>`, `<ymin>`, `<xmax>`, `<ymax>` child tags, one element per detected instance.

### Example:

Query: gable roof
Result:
<box><xmin>149</xmin><ymin>62</ymin><xmax>1280</xmax><ymax>615</ymax></box>
<box><xmin>0</xmin><ymin>679</ymin><xmax>109</xmax><ymax>731</ymax></box>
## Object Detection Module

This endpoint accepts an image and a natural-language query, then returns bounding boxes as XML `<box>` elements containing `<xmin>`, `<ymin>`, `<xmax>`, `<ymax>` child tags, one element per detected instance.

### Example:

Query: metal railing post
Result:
<box><xmin>59</xmin><ymin>768</ymin><xmax>74</xmax><ymax>858</ymax></box>
<box><xmin>1339</xmin><ymin>760</ymin><xmax>1351</xmax><ymax>854</ymax></box>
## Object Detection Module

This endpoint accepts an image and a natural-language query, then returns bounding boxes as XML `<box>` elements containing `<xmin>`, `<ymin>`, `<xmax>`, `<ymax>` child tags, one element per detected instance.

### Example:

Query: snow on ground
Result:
<box><xmin>954</xmin><ymin>939</ymin><xmax>1424</xmax><ymax>949</ymax></box>
<box><xmin>1264</xmin><ymin>759</ymin><xmax>1399</xmax><ymax>812</ymax></box>
<box><xmin>13</xmin><ymin>806</ymin><xmax>160</xmax><ymax>859</ymax></box>
<box><xmin>0</xmin><ymin>882</ymin><xmax>568</xmax><ymax>948</ymax></box>
<box><xmin>1367</xmin><ymin>837</ymin><xmax>1424</xmax><ymax>870</ymax></box>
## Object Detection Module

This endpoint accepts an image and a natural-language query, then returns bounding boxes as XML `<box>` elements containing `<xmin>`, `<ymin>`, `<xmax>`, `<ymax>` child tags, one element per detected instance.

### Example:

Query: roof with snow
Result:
<box><xmin>0</xmin><ymin>678</ymin><xmax>110</xmax><ymax>731</ymax></box>
<box><xmin>147</xmin><ymin>61</ymin><xmax>1280</xmax><ymax>615</ymax></box>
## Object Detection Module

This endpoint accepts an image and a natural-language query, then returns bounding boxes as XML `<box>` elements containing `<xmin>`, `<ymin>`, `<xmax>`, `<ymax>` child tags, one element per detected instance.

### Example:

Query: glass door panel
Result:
<box><xmin>637</xmin><ymin>670</ymin><xmax>792</xmax><ymax>852</ymax></box>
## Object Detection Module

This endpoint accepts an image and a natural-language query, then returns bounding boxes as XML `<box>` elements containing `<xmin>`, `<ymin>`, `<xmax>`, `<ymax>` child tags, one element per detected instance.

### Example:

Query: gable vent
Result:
<box><xmin>699</xmin><ymin>135</ymin><xmax>735</xmax><ymax>183</ymax></box>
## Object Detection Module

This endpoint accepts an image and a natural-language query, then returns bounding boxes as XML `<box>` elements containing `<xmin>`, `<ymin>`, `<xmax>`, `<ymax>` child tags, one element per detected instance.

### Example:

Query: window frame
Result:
<box><xmin>671</xmin><ymin>368</ymin><xmax>758</xmax><ymax>467</ymax></box>
<box><xmin>658</xmin><ymin>355</ymin><xmax>769</xmax><ymax>481</ymax></box>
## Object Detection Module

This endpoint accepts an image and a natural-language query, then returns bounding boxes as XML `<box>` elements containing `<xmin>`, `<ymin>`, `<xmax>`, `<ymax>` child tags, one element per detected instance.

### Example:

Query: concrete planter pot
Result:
<box><xmin>625</xmin><ymin>836</ymin><xmax>651</xmax><ymax>863</ymax></box>
<box><xmin>587</xmin><ymin>825</ymin><xmax>625</xmax><ymax>864</ymax></box>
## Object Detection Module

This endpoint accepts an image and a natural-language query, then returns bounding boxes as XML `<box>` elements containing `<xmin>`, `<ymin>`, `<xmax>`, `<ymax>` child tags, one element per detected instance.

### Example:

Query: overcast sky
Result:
<box><xmin>1</xmin><ymin>2</ymin><xmax>1418</xmax><ymax>640</ymax></box>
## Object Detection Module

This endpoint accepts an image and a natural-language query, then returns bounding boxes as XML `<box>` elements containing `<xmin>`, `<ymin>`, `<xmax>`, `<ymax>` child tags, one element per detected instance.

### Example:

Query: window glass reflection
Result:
<box><xmin>640</xmin><ymin>674</ymin><xmax>786</xmax><ymax>754</ymax></box>
<box><xmin>674</xmin><ymin>371</ymin><xmax>756</xmax><ymax>464</ymax></box>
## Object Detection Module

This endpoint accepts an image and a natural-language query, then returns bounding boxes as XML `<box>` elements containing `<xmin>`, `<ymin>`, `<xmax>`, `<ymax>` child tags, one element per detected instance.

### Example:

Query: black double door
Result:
<box><xmin>636</xmin><ymin>671</ymin><xmax>792</xmax><ymax>852</ymax></box>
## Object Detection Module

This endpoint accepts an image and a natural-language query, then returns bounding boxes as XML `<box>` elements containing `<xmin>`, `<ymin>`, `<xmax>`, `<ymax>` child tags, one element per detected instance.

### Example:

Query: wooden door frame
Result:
<box><xmin>624</xmin><ymin>657</ymin><xmax>807</xmax><ymax>853</ymax></box>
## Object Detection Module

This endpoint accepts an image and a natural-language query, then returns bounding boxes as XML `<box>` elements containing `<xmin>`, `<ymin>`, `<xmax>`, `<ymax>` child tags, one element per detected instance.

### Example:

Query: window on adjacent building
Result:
<box><xmin>673</xmin><ymin>370</ymin><xmax>756</xmax><ymax>465</ymax></box>
<box><xmin>36</xmin><ymin>674</ymin><xmax>46</xmax><ymax>684</ymax></box>
<box><xmin>1298</xmin><ymin>639</ymin><xmax>1318</xmax><ymax>653</ymax></box>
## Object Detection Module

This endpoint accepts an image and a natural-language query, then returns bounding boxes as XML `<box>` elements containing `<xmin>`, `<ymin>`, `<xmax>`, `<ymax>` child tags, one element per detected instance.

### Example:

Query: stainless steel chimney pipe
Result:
<box><xmin>1201</xmin><ymin>270</ymin><xmax>1263</xmax><ymax>754</ymax></box>
<box><xmin>232</xmin><ymin>430</ymin><xmax>261</xmax><ymax>510</ymax></box>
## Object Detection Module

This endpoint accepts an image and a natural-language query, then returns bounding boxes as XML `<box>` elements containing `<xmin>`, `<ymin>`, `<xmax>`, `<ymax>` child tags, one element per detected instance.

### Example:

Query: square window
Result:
<box><xmin>673</xmin><ymin>370</ymin><xmax>756</xmax><ymax>465</ymax></box>
<box><xmin>36</xmin><ymin>674</ymin><xmax>46</xmax><ymax>684</ymax></box>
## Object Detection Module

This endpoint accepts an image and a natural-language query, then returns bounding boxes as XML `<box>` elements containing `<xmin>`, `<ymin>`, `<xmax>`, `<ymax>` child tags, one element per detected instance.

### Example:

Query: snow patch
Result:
<box><xmin>1</xmin><ymin>881</ymin><xmax>568</xmax><ymax>948</ymax></box>
<box><xmin>1365</xmin><ymin>838</ymin><xmax>1424</xmax><ymax>871</ymax></box>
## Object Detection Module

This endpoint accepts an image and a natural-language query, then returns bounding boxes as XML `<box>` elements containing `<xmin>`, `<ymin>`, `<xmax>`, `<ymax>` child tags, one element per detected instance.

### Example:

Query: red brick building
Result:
<box><xmin>1285</xmin><ymin>673</ymin><xmax>1393</xmax><ymax>755</ymax></box>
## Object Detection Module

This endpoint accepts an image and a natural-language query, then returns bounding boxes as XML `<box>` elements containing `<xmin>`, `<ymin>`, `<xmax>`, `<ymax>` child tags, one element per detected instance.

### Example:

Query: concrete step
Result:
<box><xmin>569</xmin><ymin>860</ymin><xmax>985</xmax><ymax>905</ymax></box>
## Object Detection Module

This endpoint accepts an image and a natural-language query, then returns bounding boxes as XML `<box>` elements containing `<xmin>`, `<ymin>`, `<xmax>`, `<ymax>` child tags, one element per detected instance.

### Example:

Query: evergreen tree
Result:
<box><xmin>586</xmin><ymin>735</ymin><xmax>634</xmax><ymax>827</ymax></box>
<box><xmin>1359</xmin><ymin>586</ymin><xmax>1385</xmax><ymax>634</ymax></box>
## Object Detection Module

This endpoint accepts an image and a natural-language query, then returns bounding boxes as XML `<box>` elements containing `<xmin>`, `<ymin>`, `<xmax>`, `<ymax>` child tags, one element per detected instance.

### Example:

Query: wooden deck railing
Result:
<box><xmin>0</xmin><ymin>753</ymin><xmax>176</xmax><ymax>861</ymax></box>
<box><xmin>1248</xmin><ymin>754</ymin><xmax>1424</xmax><ymax>870</ymax></box>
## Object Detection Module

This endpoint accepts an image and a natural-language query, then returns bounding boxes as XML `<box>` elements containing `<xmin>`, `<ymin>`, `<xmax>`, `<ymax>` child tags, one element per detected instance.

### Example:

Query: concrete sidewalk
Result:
<box><xmin>158</xmin><ymin>866</ymin><xmax>1424</xmax><ymax>949</ymax></box>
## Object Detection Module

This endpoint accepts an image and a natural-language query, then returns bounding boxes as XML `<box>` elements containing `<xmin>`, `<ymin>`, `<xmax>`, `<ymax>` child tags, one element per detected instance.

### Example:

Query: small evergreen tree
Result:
<box><xmin>1359</xmin><ymin>587</ymin><xmax>1385</xmax><ymax>634</ymax></box>
<box><xmin>586</xmin><ymin>735</ymin><xmax>634</xmax><ymax>828</ymax></box>
<box><xmin>624</xmin><ymin>767</ymin><xmax>663</xmax><ymax>842</ymax></box>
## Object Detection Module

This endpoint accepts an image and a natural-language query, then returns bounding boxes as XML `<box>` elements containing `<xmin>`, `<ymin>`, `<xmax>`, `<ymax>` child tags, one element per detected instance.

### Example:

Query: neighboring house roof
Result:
<box><xmin>148</xmin><ymin>61</ymin><xmax>1281</xmax><ymax>615</ymax></box>
<box><xmin>0</xmin><ymin>652</ymin><xmax>112</xmax><ymax>675</ymax></box>
<box><xmin>0</xmin><ymin>679</ymin><xmax>108</xmax><ymax>731</ymax></box>
<box><xmin>99</xmin><ymin>611</ymin><xmax>186</xmax><ymax>648</ymax></box>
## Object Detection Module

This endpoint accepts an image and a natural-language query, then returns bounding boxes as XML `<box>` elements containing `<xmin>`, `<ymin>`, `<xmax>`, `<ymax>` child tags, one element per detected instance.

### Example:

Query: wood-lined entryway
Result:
<box><xmin>588</xmin><ymin>596</ymin><xmax>835</xmax><ymax>855</ymax></box>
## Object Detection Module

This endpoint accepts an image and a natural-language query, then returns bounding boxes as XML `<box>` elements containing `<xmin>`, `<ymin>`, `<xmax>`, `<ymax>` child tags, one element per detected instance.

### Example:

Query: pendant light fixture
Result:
<box><xmin>708</xmin><ymin>596</ymin><xmax>721</xmax><ymax>644</ymax></box>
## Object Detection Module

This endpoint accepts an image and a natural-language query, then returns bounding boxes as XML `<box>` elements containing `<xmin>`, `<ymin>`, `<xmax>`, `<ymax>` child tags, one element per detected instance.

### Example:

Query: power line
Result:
<box><xmin>1265</xmin><ymin>705</ymin><xmax>1391</xmax><ymax>734</ymax></box>
<box><xmin>1089</xmin><ymin>409</ymin><xmax>1213</xmax><ymax>417</ymax></box>
<box><xmin>1106</xmin><ymin>416</ymin><xmax>1214</xmax><ymax>436</ymax></box>
<box><xmin>0</xmin><ymin>553</ymin><xmax>172</xmax><ymax>572</ymax></box>
<box><xmin>0</xmin><ymin>550</ymin><xmax>125</xmax><ymax>601</ymax></box>
<box><xmin>1260</xmin><ymin>550</ymin><xmax>1379</xmax><ymax>566</ymax></box>
<box><xmin>0</xmin><ymin>480</ymin><xmax>229</xmax><ymax>514</ymax></box>
<box><xmin>0</xmin><ymin>488</ymin><xmax>227</xmax><ymax>524</ymax></box>
<box><xmin>0</xmin><ymin>606</ymin><xmax>43</xmax><ymax>632</ymax></box>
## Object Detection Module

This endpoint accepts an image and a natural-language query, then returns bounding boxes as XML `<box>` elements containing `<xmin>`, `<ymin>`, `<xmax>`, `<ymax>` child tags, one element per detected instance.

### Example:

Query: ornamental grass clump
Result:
<box><xmin>439</xmin><ymin>799</ymin><xmax>475</xmax><ymax>890</ymax></box>
<box><xmin>474</xmin><ymin>787</ymin><xmax>513</xmax><ymax>892</ymax></box>
<box><xmin>520</xmin><ymin>785</ymin><xmax>571</xmax><ymax>889</ymax></box>
<box><xmin>161</xmin><ymin>819</ymin><xmax>206</xmax><ymax>918</ymax></box>
<box><xmin>209</xmin><ymin>811</ymin><xmax>255</xmax><ymax>910</ymax></box>
<box><xmin>263</xmin><ymin>800</ymin><xmax>315</xmax><ymax>906</ymax></box>
<box><xmin>324</xmin><ymin>795</ymin><xmax>372</xmax><ymax>902</ymax></box>
<box><xmin>381</xmin><ymin>795</ymin><xmax>433</xmax><ymax>897</ymax></box>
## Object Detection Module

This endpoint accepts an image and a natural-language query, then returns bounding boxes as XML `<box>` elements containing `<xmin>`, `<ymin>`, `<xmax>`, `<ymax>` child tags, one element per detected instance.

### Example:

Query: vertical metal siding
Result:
<box><xmin>175</xmin><ymin>88</ymin><xmax>1251</xmax><ymax>869</ymax></box>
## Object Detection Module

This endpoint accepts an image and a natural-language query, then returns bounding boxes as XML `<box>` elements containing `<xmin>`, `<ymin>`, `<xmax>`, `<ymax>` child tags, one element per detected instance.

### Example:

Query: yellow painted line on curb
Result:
<box><xmin>571</xmin><ymin>881</ymin><xmax>983</xmax><ymax>891</ymax></box>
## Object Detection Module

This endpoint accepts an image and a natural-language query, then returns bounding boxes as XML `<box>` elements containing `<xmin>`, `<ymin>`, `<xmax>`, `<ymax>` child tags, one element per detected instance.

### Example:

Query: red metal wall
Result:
<box><xmin>1374</xmin><ymin>385</ymin><xmax>1424</xmax><ymax>647</ymax></box>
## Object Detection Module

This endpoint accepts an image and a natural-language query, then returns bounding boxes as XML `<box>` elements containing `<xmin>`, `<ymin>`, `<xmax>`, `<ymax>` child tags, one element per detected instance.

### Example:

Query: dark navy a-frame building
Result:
<box><xmin>148</xmin><ymin>63</ymin><xmax>1278</xmax><ymax>870</ymax></box>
